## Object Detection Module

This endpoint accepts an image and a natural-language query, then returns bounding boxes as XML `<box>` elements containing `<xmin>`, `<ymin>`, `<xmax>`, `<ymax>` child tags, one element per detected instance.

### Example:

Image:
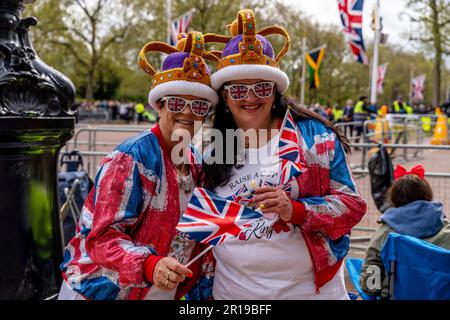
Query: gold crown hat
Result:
<box><xmin>138</xmin><ymin>31</ymin><xmax>220</xmax><ymax>110</ymax></box>
<box><xmin>208</xmin><ymin>9</ymin><xmax>291</xmax><ymax>93</ymax></box>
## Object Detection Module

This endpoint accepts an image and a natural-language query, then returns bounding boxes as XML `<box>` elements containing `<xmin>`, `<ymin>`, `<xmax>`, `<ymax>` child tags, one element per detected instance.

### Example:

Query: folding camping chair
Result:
<box><xmin>345</xmin><ymin>258</ymin><xmax>377</xmax><ymax>300</ymax></box>
<box><xmin>381</xmin><ymin>233</ymin><xmax>450</xmax><ymax>300</ymax></box>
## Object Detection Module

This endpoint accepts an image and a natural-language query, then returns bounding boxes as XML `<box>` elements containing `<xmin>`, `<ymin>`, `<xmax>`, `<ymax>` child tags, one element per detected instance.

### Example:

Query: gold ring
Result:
<box><xmin>165</xmin><ymin>279</ymin><xmax>169</xmax><ymax>287</ymax></box>
<box><xmin>259</xmin><ymin>204</ymin><xmax>265</xmax><ymax>209</ymax></box>
<box><xmin>166</xmin><ymin>270</ymin><xmax>171</xmax><ymax>280</ymax></box>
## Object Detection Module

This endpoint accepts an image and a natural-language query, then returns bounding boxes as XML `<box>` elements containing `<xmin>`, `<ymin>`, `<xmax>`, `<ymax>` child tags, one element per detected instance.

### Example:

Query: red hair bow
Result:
<box><xmin>394</xmin><ymin>164</ymin><xmax>425</xmax><ymax>180</ymax></box>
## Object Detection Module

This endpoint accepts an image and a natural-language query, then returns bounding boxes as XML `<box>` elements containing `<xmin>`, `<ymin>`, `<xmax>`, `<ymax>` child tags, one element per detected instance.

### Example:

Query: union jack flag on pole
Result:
<box><xmin>276</xmin><ymin>109</ymin><xmax>303</xmax><ymax>185</ymax></box>
<box><xmin>411</xmin><ymin>74</ymin><xmax>426</xmax><ymax>102</ymax></box>
<box><xmin>170</xmin><ymin>9</ymin><xmax>194</xmax><ymax>46</ymax></box>
<box><xmin>376</xmin><ymin>63</ymin><xmax>388</xmax><ymax>95</ymax></box>
<box><xmin>338</xmin><ymin>0</ymin><xmax>369</xmax><ymax>65</ymax></box>
<box><xmin>177</xmin><ymin>188</ymin><xmax>262</xmax><ymax>246</ymax></box>
<box><xmin>277</xmin><ymin>109</ymin><xmax>301</xmax><ymax>163</ymax></box>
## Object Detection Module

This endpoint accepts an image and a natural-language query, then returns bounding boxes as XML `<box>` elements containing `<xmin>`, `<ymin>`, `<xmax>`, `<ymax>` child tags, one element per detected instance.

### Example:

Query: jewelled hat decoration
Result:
<box><xmin>209</xmin><ymin>9</ymin><xmax>291</xmax><ymax>93</ymax></box>
<box><xmin>139</xmin><ymin>31</ymin><xmax>219</xmax><ymax>110</ymax></box>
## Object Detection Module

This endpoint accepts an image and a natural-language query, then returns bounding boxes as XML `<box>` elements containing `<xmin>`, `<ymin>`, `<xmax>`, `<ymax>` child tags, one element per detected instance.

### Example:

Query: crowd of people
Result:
<box><xmin>304</xmin><ymin>95</ymin><xmax>447</xmax><ymax>125</ymax></box>
<box><xmin>74</xmin><ymin>94</ymin><xmax>450</xmax><ymax>131</ymax></box>
<box><xmin>74</xmin><ymin>99</ymin><xmax>157</xmax><ymax>123</ymax></box>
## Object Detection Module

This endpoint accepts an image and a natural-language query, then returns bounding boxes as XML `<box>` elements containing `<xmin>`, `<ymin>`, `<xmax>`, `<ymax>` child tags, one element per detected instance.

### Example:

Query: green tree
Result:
<box><xmin>404</xmin><ymin>0</ymin><xmax>450</xmax><ymax>105</ymax></box>
<box><xmin>26</xmin><ymin>0</ymin><xmax>161</xmax><ymax>100</ymax></box>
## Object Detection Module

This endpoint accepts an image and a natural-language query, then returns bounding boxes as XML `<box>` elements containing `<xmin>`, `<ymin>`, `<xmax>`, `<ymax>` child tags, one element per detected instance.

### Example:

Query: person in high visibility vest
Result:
<box><xmin>392</xmin><ymin>96</ymin><xmax>413</xmax><ymax>114</ymax></box>
<box><xmin>353</xmin><ymin>95</ymin><xmax>369</xmax><ymax>145</ymax></box>
<box><xmin>135</xmin><ymin>102</ymin><xmax>145</xmax><ymax>124</ymax></box>
<box><xmin>143</xmin><ymin>110</ymin><xmax>157</xmax><ymax>122</ymax></box>
<box><xmin>333</xmin><ymin>104</ymin><xmax>344</xmax><ymax>123</ymax></box>
<box><xmin>404</xmin><ymin>104</ymin><xmax>414</xmax><ymax>114</ymax></box>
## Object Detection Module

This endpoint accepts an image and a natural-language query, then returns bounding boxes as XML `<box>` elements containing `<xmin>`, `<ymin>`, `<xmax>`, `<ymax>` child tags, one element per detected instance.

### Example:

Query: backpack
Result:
<box><xmin>368</xmin><ymin>145</ymin><xmax>394</xmax><ymax>212</ymax></box>
<box><xmin>58</xmin><ymin>151</ymin><xmax>93</xmax><ymax>245</ymax></box>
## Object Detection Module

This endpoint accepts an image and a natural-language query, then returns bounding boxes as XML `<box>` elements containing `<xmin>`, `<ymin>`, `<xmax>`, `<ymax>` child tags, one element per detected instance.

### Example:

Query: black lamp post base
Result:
<box><xmin>0</xmin><ymin>117</ymin><xmax>75</xmax><ymax>300</ymax></box>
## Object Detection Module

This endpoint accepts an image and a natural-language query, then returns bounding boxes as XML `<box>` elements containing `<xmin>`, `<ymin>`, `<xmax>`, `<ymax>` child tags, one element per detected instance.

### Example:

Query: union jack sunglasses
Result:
<box><xmin>224</xmin><ymin>81</ymin><xmax>275</xmax><ymax>101</ymax></box>
<box><xmin>160</xmin><ymin>96</ymin><xmax>212</xmax><ymax>116</ymax></box>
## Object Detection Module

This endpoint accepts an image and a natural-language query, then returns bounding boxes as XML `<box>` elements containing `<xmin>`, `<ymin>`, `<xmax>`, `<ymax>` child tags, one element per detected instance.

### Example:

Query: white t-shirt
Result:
<box><xmin>212</xmin><ymin>133</ymin><xmax>348</xmax><ymax>300</ymax></box>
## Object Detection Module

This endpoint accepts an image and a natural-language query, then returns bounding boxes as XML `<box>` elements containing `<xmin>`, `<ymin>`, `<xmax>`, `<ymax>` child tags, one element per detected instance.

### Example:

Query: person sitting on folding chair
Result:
<box><xmin>359</xmin><ymin>164</ymin><xmax>450</xmax><ymax>299</ymax></box>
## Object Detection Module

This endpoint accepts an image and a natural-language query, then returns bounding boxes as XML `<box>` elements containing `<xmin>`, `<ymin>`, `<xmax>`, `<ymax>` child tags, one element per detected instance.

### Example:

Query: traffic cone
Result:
<box><xmin>431</xmin><ymin>114</ymin><xmax>449</xmax><ymax>145</ymax></box>
<box><xmin>373</xmin><ymin>117</ymin><xmax>390</xmax><ymax>144</ymax></box>
<box><xmin>369</xmin><ymin>117</ymin><xmax>391</xmax><ymax>158</ymax></box>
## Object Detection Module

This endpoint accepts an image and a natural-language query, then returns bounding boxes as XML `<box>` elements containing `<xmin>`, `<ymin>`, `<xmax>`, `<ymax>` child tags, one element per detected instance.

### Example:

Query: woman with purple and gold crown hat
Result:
<box><xmin>58</xmin><ymin>31</ymin><xmax>220</xmax><ymax>300</ymax></box>
<box><xmin>193</xmin><ymin>9</ymin><xmax>367</xmax><ymax>300</ymax></box>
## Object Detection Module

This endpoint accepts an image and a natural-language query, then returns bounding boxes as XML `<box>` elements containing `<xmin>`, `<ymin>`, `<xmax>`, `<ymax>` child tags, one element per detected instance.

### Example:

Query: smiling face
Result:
<box><xmin>156</xmin><ymin>94</ymin><xmax>208</xmax><ymax>149</ymax></box>
<box><xmin>222</xmin><ymin>79</ymin><xmax>276</xmax><ymax>131</ymax></box>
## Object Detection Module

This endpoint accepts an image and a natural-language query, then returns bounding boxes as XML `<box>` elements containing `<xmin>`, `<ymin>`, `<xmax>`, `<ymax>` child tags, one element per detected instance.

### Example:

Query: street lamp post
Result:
<box><xmin>0</xmin><ymin>0</ymin><xmax>76</xmax><ymax>299</ymax></box>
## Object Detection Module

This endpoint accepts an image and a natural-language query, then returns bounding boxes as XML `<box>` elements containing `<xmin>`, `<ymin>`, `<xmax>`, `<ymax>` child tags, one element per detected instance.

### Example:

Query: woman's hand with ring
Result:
<box><xmin>250</xmin><ymin>186</ymin><xmax>293</xmax><ymax>222</ymax></box>
<box><xmin>153</xmin><ymin>257</ymin><xmax>193</xmax><ymax>290</ymax></box>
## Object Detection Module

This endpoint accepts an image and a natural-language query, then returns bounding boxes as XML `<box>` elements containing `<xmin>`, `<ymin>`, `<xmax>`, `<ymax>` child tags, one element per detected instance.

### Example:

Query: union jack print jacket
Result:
<box><xmin>186</xmin><ymin>117</ymin><xmax>367</xmax><ymax>299</ymax></box>
<box><xmin>60</xmin><ymin>125</ymin><xmax>206</xmax><ymax>300</ymax></box>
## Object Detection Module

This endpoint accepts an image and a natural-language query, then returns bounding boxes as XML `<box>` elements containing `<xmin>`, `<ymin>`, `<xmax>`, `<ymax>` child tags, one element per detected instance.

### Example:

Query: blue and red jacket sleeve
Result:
<box><xmin>294</xmin><ymin>130</ymin><xmax>367</xmax><ymax>240</ymax></box>
<box><xmin>84</xmin><ymin>151</ymin><xmax>158</xmax><ymax>287</ymax></box>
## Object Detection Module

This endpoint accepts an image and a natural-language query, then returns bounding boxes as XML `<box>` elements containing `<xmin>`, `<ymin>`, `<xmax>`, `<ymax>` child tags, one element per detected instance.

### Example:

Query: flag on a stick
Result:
<box><xmin>376</xmin><ymin>63</ymin><xmax>388</xmax><ymax>95</ymax></box>
<box><xmin>170</xmin><ymin>10</ymin><xmax>194</xmax><ymax>46</ymax></box>
<box><xmin>177</xmin><ymin>188</ymin><xmax>261</xmax><ymax>246</ymax></box>
<box><xmin>305</xmin><ymin>46</ymin><xmax>326</xmax><ymax>89</ymax></box>
<box><xmin>277</xmin><ymin>109</ymin><xmax>303</xmax><ymax>184</ymax></box>
<box><xmin>411</xmin><ymin>74</ymin><xmax>426</xmax><ymax>102</ymax></box>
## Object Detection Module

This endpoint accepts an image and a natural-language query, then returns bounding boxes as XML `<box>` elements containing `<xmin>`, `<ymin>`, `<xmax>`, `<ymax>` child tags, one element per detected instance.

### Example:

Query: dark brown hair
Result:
<box><xmin>201</xmin><ymin>91</ymin><xmax>350</xmax><ymax>191</ymax></box>
<box><xmin>388</xmin><ymin>175</ymin><xmax>433</xmax><ymax>207</ymax></box>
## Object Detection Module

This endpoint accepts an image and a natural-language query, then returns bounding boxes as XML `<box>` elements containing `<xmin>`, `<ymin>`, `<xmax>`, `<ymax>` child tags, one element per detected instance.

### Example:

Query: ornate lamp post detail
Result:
<box><xmin>0</xmin><ymin>0</ymin><xmax>76</xmax><ymax>299</ymax></box>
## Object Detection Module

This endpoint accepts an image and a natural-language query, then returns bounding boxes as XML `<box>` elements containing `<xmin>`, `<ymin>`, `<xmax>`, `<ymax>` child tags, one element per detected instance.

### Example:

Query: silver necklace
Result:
<box><xmin>177</xmin><ymin>172</ymin><xmax>194</xmax><ymax>193</ymax></box>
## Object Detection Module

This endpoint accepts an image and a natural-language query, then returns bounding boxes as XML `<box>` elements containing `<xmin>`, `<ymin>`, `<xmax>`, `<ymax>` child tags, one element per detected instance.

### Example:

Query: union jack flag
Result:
<box><xmin>280</xmin><ymin>158</ymin><xmax>302</xmax><ymax>186</ymax></box>
<box><xmin>338</xmin><ymin>0</ymin><xmax>369</xmax><ymax>65</ymax></box>
<box><xmin>411</xmin><ymin>74</ymin><xmax>426</xmax><ymax>102</ymax></box>
<box><xmin>170</xmin><ymin>10</ymin><xmax>194</xmax><ymax>46</ymax></box>
<box><xmin>226</xmin><ymin>184</ymin><xmax>253</xmax><ymax>206</ymax></box>
<box><xmin>276</xmin><ymin>109</ymin><xmax>303</xmax><ymax>187</ymax></box>
<box><xmin>177</xmin><ymin>188</ymin><xmax>262</xmax><ymax>246</ymax></box>
<box><xmin>377</xmin><ymin>63</ymin><xmax>388</xmax><ymax>95</ymax></box>
<box><xmin>277</xmin><ymin>109</ymin><xmax>301</xmax><ymax>163</ymax></box>
<box><xmin>262</xmin><ymin>180</ymin><xmax>292</xmax><ymax>195</ymax></box>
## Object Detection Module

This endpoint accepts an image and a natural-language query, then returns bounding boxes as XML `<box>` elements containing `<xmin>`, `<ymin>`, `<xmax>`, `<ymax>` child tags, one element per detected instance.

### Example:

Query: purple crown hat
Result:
<box><xmin>210</xmin><ymin>9</ymin><xmax>291</xmax><ymax>92</ymax></box>
<box><xmin>138</xmin><ymin>32</ymin><xmax>219</xmax><ymax>110</ymax></box>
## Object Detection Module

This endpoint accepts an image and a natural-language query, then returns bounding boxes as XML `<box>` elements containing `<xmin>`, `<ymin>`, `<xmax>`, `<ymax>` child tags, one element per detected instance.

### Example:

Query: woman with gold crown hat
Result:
<box><xmin>58</xmin><ymin>31</ymin><xmax>220</xmax><ymax>300</ymax></box>
<box><xmin>193</xmin><ymin>9</ymin><xmax>367</xmax><ymax>300</ymax></box>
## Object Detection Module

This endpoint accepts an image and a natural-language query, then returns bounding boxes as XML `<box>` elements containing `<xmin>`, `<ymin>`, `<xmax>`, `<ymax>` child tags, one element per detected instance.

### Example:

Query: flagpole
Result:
<box><xmin>369</xmin><ymin>0</ymin><xmax>381</xmax><ymax>106</ymax></box>
<box><xmin>409</xmin><ymin>64</ymin><xmax>414</xmax><ymax>103</ymax></box>
<box><xmin>300</xmin><ymin>37</ymin><xmax>307</xmax><ymax>107</ymax></box>
<box><xmin>185</xmin><ymin>245</ymin><xmax>213</xmax><ymax>268</ymax></box>
<box><xmin>167</xmin><ymin>0</ymin><xmax>172</xmax><ymax>44</ymax></box>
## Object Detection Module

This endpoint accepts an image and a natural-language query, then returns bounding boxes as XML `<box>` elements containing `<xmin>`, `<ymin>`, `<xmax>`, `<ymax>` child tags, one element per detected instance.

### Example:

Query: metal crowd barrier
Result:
<box><xmin>76</xmin><ymin>108</ymin><xmax>110</xmax><ymax>122</ymax></box>
<box><xmin>336</xmin><ymin>114</ymin><xmax>445</xmax><ymax>170</ymax></box>
<box><xmin>349</xmin><ymin>143</ymin><xmax>450</xmax><ymax>253</ymax></box>
<box><xmin>63</xmin><ymin>125</ymin><xmax>149</xmax><ymax>177</ymax></box>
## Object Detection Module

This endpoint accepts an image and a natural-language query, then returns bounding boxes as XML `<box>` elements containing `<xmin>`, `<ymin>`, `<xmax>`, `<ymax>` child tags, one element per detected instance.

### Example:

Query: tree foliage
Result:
<box><xmin>404</xmin><ymin>0</ymin><xmax>450</xmax><ymax>105</ymax></box>
<box><xmin>25</xmin><ymin>0</ymin><xmax>449</xmax><ymax>106</ymax></box>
